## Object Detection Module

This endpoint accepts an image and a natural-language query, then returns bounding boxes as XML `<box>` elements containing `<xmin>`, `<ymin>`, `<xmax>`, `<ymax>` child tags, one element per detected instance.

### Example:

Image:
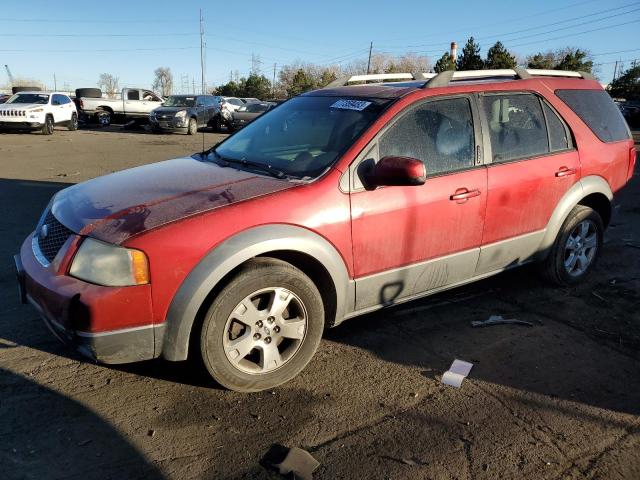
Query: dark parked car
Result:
<box><xmin>150</xmin><ymin>94</ymin><xmax>219</xmax><ymax>134</ymax></box>
<box><xmin>229</xmin><ymin>102</ymin><xmax>276</xmax><ymax>130</ymax></box>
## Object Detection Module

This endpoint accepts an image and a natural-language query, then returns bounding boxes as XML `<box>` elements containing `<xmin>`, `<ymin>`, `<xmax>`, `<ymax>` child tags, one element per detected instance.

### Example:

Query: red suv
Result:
<box><xmin>15</xmin><ymin>69</ymin><xmax>636</xmax><ymax>392</ymax></box>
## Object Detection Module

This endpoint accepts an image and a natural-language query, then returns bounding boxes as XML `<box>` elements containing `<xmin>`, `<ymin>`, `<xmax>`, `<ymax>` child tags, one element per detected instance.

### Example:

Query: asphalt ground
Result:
<box><xmin>0</xmin><ymin>126</ymin><xmax>639</xmax><ymax>479</ymax></box>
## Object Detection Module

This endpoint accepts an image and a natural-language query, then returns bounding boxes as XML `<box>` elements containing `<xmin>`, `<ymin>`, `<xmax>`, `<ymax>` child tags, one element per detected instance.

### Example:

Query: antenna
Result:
<box><xmin>199</xmin><ymin>9</ymin><xmax>206</xmax><ymax>152</ymax></box>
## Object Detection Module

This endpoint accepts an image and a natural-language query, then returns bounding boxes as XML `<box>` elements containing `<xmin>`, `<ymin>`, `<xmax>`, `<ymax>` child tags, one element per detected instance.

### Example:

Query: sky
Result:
<box><xmin>0</xmin><ymin>0</ymin><xmax>638</xmax><ymax>93</ymax></box>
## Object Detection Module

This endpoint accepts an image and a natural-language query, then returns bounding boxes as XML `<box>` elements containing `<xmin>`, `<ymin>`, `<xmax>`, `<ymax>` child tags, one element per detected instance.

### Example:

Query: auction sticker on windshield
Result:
<box><xmin>330</xmin><ymin>99</ymin><xmax>372</xmax><ymax>111</ymax></box>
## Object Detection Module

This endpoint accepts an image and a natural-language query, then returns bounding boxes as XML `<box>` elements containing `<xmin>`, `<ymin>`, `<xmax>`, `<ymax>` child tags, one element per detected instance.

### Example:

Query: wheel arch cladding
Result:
<box><xmin>538</xmin><ymin>175</ymin><xmax>613</xmax><ymax>259</ymax></box>
<box><xmin>160</xmin><ymin>224</ymin><xmax>350</xmax><ymax>361</ymax></box>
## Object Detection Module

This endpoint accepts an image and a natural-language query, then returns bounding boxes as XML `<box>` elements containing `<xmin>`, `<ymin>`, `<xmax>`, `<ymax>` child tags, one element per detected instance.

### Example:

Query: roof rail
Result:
<box><xmin>324</xmin><ymin>69</ymin><xmax>595</xmax><ymax>89</ymax></box>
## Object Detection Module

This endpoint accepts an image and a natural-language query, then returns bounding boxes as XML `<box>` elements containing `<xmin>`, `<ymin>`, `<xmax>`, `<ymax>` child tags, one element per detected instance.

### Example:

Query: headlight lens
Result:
<box><xmin>69</xmin><ymin>238</ymin><xmax>150</xmax><ymax>286</ymax></box>
<box><xmin>175</xmin><ymin>110</ymin><xmax>187</xmax><ymax>119</ymax></box>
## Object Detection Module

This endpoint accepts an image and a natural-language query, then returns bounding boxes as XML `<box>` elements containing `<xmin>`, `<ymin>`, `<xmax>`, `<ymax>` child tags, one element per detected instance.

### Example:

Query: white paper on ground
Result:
<box><xmin>441</xmin><ymin>359</ymin><xmax>474</xmax><ymax>388</ymax></box>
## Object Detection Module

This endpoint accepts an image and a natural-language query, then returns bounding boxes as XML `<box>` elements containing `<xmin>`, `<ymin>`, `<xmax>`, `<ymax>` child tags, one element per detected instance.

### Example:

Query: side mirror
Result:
<box><xmin>367</xmin><ymin>156</ymin><xmax>426</xmax><ymax>187</ymax></box>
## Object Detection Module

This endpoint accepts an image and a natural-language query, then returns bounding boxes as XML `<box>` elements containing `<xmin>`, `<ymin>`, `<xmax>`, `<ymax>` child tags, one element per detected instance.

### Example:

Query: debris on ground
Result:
<box><xmin>272</xmin><ymin>447</ymin><xmax>320</xmax><ymax>480</ymax></box>
<box><xmin>471</xmin><ymin>315</ymin><xmax>533</xmax><ymax>328</ymax></box>
<box><xmin>441</xmin><ymin>359</ymin><xmax>474</xmax><ymax>388</ymax></box>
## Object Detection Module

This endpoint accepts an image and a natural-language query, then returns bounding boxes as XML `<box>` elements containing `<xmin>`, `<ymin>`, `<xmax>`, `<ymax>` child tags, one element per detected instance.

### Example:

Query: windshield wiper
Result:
<box><xmin>211</xmin><ymin>150</ymin><xmax>286</xmax><ymax>179</ymax></box>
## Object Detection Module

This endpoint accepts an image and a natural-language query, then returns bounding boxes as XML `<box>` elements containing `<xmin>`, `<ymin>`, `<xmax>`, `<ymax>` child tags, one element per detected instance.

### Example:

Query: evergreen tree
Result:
<box><xmin>434</xmin><ymin>52</ymin><xmax>455</xmax><ymax>73</ymax></box>
<box><xmin>556</xmin><ymin>49</ymin><xmax>593</xmax><ymax>73</ymax></box>
<box><xmin>456</xmin><ymin>37</ymin><xmax>484</xmax><ymax>70</ymax></box>
<box><xmin>287</xmin><ymin>69</ymin><xmax>316</xmax><ymax>97</ymax></box>
<box><xmin>485</xmin><ymin>42</ymin><xmax>517</xmax><ymax>69</ymax></box>
<box><xmin>608</xmin><ymin>65</ymin><xmax>640</xmax><ymax>100</ymax></box>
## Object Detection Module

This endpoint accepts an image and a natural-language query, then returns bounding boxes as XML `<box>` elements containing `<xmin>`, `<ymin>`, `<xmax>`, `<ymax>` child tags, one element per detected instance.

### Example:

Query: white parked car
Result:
<box><xmin>211</xmin><ymin>96</ymin><xmax>245</xmax><ymax>131</ymax></box>
<box><xmin>0</xmin><ymin>91</ymin><xmax>77</xmax><ymax>134</ymax></box>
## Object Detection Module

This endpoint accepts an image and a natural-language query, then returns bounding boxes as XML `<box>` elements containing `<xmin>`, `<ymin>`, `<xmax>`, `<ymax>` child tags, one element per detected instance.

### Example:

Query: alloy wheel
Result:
<box><xmin>564</xmin><ymin>219</ymin><xmax>597</xmax><ymax>276</ymax></box>
<box><xmin>222</xmin><ymin>287</ymin><xmax>308</xmax><ymax>374</ymax></box>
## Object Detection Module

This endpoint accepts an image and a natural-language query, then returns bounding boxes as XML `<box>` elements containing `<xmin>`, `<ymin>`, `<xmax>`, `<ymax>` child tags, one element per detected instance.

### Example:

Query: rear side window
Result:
<box><xmin>379</xmin><ymin>97</ymin><xmax>475</xmax><ymax>176</ymax></box>
<box><xmin>481</xmin><ymin>93</ymin><xmax>548</xmax><ymax>163</ymax></box>
<box><xmin>127</xmin><ymin>90</ymin><xmax>140</xmax><ymax>100</ymax></box>
<box><xmin>555</xmin><ymin>89</ymin><xmax>630</xmax><ymax>143</ymax></box>
<box><xmin>542</xmin><ymin>102</ymin><xmax>571</xmax><ymax>152</ymax></box>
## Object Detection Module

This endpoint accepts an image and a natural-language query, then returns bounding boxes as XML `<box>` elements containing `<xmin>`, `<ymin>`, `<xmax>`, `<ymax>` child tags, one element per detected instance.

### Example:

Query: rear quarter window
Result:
<box><xmin>555</xmin><ymin>89</ymin><xmax>631</xmax><ymax>143</ymax></box>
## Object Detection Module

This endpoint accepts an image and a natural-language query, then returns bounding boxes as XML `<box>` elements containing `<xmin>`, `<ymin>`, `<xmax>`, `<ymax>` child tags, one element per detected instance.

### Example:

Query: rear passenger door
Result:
<box><xmin>350</xmin><ymin>95</ymin><xmax>487</xmax><ymax>310</ymax></box>
<box><xmin>476</xmin><ymin>92</ymin><xmax>579</xmax><ymax>275</ymax></box>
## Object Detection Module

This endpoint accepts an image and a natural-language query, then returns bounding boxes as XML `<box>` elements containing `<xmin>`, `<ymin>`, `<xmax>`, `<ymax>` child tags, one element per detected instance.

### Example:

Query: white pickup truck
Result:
<box><xmin>74</xmin><ymin>88</ymin><xmax>164</xmax><ymax>126</ymax></box>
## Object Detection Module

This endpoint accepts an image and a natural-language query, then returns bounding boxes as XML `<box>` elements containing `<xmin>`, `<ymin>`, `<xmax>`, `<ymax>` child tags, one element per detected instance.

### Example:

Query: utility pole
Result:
<box><xmin>272</xmin><ymin>63</ymin><xmax>277</xmax><ymax>98</ymax></box>
<box><xmin>613</xmin><ymin>60</ymin><xmax>619</xmax><ymax>81</ymax></box>
<box><xmin>366</xmin><ymin>42</ymin><xmax>373</xmax><ymax>74</ymax></box>
<box><xmin>53</xmin><ymin>73</ymin><xmax>57</xmax><ymax>91</ymax></box>
<box><xmin>199</xmin><ymin>9</ymin><xmax>206</xmax><ymax>95</ymax></box>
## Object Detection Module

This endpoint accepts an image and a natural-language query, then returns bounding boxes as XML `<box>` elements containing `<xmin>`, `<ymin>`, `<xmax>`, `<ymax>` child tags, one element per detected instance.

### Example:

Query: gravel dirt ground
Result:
<box><xmin>0</xmin><ymin>126</ymin><xmax>639</xmax><ymax>480</ymax></box>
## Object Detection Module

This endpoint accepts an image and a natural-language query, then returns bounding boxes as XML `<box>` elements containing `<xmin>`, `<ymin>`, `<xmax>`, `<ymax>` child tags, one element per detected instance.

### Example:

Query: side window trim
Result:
<box><xmin>347</xmin><ymin>93</ymin><xmax>484</xmax><ymax>192</ymax></box>
<box><xmin>540</xmin><ymin>98</ymin><xmax>575</xmax><ymax>151</ymax></box>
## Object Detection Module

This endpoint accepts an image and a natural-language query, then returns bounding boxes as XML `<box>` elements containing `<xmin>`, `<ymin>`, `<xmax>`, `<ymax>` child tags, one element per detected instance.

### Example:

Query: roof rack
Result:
<box><xmin>324</xmin><ymin>68</ymin><xmax>595</xmax><ymax>89</ymax></box>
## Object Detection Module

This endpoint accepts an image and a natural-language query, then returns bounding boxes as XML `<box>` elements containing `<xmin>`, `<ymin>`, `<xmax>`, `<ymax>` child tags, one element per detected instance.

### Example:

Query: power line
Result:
<box><xmin>379</xmin><ymin>2</ymin><xmax>640</xmax><ymax>49</ymax></box>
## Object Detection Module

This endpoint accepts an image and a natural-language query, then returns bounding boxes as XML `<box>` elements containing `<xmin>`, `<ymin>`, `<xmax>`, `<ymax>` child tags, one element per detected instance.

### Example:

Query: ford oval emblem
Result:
<box><xmin>39</xmin><ymin>224</ymin><xmax>49</xmax><ymax>240</ymax></box>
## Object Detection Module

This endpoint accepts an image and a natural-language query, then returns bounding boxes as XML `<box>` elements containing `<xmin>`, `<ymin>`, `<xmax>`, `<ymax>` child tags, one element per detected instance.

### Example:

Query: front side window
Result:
<box><xmin>379</xmin><ymin>97</ymin><xmax>475</xmax><ymax>176</ymax></box>
<box><xmin>127</xmin><ymin>90</ymin><xmax>140</xmax><ymax>101</ymax></box>
<box><xmin>481</xmin><ymin>93</ymin><xmax>549</xmax><ymax>162</ymax></box>
<box><xmin>212</xmin><ymin>95</ymin><xmax>391</xmax><ymax>178</ymax></box>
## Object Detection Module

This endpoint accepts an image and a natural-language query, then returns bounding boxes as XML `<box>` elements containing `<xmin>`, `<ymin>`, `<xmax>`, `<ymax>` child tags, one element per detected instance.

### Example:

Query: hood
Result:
<box><xmin>0</xmin><ymin>103</ymin><xmax>42</xmax><ymax>110</ymax></box>
<box><xmin>51</xmin><ymin>156</ymin><xmax>295</xmax><ymax>244</ymax></box>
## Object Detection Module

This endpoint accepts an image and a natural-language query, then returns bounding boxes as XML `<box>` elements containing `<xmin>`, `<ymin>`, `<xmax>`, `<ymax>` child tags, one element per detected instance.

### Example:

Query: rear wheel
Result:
<box><xmin>213</xmin><ymin>115</ymin><xmax>222</xmax><ymax>133</ymax></box>
<box><xmin>67</xmin><ymin>113</ymin><xmax>78</xmax><ymax>131</ymax></box>
<box><xmin>541</xmin><ymin>205</ymin><xmax>603</xmax><ymax>285</ymax></box>
<box><xmin>187</xmin><ymin>117</ymin><xmax>198</xmax><ymax>135</ymax></box>
<box><xmin>199</xmin><ymin>258</ymin><xmax>324</xmax><ymax>392</ymax></box>
<box><xmin>41</xmin><ymin>115</ymin><xmax>54</xmax><ymax>135</ymax></box>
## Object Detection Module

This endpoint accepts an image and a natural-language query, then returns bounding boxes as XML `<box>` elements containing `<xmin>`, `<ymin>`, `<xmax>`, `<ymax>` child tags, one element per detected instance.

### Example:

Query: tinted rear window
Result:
<box><xmin>555</xmin><ymin>89</ymin><xmax>630</xmax><ymax>143</ymax></box>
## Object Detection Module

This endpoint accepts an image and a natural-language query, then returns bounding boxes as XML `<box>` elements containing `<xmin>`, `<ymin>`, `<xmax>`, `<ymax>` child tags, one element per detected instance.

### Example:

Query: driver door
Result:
<box><xmin>349</xmin><ymin>95</ymin><xmax>487</xmax><ymax>310</ymax></box>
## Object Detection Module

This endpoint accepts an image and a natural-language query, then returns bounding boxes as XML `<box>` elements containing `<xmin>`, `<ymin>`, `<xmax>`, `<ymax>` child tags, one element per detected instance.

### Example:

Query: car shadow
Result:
<box><xmin>0</xmin><ymin>367</ymin><xmax>166</xmax><ymax>479</ymax></box>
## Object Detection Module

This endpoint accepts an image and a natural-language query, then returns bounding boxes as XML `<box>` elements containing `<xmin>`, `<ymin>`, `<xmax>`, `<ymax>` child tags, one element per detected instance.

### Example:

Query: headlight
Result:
<box><xmin>69</xmin><ymin>238</ymin><xmax>150</xmax><ymax>286</ymax></box>
<box><xmin>175</xmin><ymin>110</ymin><xmax>187</xmax><ymax>119</ymax></box>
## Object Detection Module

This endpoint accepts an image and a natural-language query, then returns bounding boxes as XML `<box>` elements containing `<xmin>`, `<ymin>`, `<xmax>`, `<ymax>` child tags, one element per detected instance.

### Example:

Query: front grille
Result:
<box><xmin>0</xmin><ymin>109</ymin><xmax>26</xmax><ymax>117</ymax></box>
<box><xmin>36</xmin><ymin>211</ymin><xmax>73</xmax><ymax>263</ymax></box>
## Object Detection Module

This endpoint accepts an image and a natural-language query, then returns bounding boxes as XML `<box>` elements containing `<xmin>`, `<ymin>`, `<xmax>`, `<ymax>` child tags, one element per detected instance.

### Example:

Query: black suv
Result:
<box><xmin>150</xmin><ymin>95</ymin><xmax>219</xmax><ymax>134</ymax></box>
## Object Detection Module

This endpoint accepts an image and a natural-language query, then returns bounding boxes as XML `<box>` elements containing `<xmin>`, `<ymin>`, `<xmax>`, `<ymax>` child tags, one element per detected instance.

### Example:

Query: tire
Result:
<box><xmin>187</xmin><ymin>117</ymin><xmax>198</xmax><ymax>135</ymax></box>
<box><xmin>541</xmin><ymin>205</ymin><xmax>603</xmax><ymax>286</ymax></box>
<box><xmin>12</xmin><ymin>86</ymin><xmax>41</xmax><ymax>94</ymax></box>
<box><xmin>75</xmin><ymin>88</ymin><xmax>102</xmax><ymax>99</ymax></box>
<box><xmin>213</xmin><ymin>115</ymin><xmax>222</xmax><ymax>133</ymax></box>
<box><xmin>200</xmin><ymin>258</ymin><xmax>324</xmax><ymax>392</ymax></box>
<box><xmin>41</xmin><ymin>115</ymin><xmax>54</xmax><ymax>135</ymax></box>
<box><xmin>94</xmin><ymin>110</ymin><xmax>111</xmax><ymax>127</ymax></box>
<box><xmin>67</xmin><ymin>113</ymin><xmax>78</xmax><ymax>131</ymax></box>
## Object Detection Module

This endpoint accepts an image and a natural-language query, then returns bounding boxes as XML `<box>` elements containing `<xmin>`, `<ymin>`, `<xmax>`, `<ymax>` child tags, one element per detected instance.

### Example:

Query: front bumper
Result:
<box><xmin>16</xmin><ymin>233</ymin><xmax>160</xmax><ymax>364</ymax></box>
<box><xmin>0</xmin><ymin>121</ymin><xmax>43</xmax><ymax>129</ymax></box>
<box><xmin>150</xmin><ymin>117</ymin><xmax>188</xmax><ymax>132</ymax></box>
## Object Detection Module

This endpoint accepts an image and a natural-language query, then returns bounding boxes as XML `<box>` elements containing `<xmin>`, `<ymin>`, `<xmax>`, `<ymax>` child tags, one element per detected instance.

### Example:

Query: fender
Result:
<box><xmin>537</xmin><ymin>175</ymin><xmax>613</xmax><ymax>259</ymax></box>
<box><xmin>160</xmin><ymin>224</ymin><xmax>351</xmax><ymax>361</ymax></box>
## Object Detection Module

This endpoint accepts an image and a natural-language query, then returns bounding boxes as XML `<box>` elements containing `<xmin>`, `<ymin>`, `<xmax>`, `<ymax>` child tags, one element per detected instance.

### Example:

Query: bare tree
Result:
<box><xmin>152</xmin><ymin>67</ymin><xmax>173</xmax><ymax>96</ymax></box>
<box><xmin>97</xmin><ymin>73</ymin><xmax>119</xmax><ymax>98</ymax></box>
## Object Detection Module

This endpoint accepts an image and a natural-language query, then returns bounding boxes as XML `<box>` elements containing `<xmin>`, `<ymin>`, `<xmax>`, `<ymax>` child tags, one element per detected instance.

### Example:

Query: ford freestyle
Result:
<box><xmin>15</xmin><ymin>69</ymin><xmax>636</xmax><ymax>392</ymax></box>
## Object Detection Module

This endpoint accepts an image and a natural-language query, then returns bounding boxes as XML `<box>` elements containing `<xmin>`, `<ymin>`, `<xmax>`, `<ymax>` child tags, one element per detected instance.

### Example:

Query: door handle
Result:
<box><xmin>555</xmin><ymin>167</ymin><xmax>577</xmax><ymax>177</ymax></box>
<box><xmin>450</xmin><ymin>188</ymin><xmax>481</xmax><ymax>202</ymax></box>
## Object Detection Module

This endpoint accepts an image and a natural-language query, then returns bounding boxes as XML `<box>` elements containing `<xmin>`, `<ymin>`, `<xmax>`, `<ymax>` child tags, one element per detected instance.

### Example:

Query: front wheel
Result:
<box><xmin>541</xmin><ymin>205</ymin><xmax>603</xmax><ymax>285</ymax></box>
<box><xmin>200</xmin><ymin>258</ymin><xmax>324</xmax><ymax>392</ymax></box>
<box><xmin>41</xmin><ymin>115</ymin><xmax>54</xmax><ymax>135</ymax></box>
<box><xmin>187</xmin><ymin>117</ymin><xmax>197</xmax><ymax>135</ymax></box>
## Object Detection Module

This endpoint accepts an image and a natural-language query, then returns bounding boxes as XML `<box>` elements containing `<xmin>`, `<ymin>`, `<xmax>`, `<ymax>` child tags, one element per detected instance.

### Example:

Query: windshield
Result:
<box><xmin>163</xmin><ymin>96</ymin><xmax>196</xmax><ymax>107</ymax></box>
<box><xmin>212</xmin><ymin>96</ymin><xmax>390</xmax><ymax>178</ymax></box>
<box><xmin>7</xmin><ymin>93</ymin><xmax>50</xmax><ymax>105</ymax></box>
